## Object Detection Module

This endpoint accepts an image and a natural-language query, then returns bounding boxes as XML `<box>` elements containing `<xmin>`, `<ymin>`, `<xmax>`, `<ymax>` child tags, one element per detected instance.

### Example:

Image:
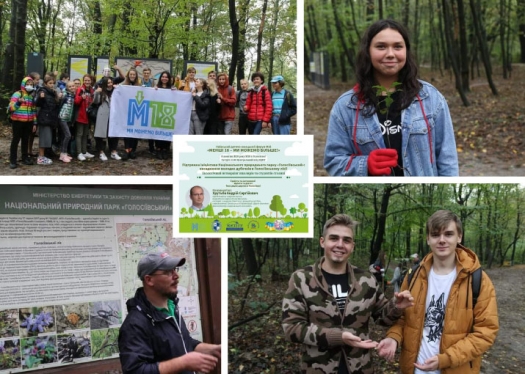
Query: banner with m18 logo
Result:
<box><xmin>109</xmin><ymin>85</ymin><xmax>192</xmax><ymax>140</ymax></box>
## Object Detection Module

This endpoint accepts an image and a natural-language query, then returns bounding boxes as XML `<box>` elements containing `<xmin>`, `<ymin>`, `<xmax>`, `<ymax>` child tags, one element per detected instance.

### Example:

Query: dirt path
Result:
<box><xmin>374</xmin><ymin>265</ymin><xmax>525</xmax><ymax>374</ymax></box>
<box><xmin>0</xmin><ymin>137</ymin><xmax>173</xmax><ymax>176</ymax></box>
<box><xmin>0</xmin><ymin>116</ymin><xmax>295</xmax><ymax>176</ymax></box>
<box><xmin>478</xmin><ymin>265</ymin><xmax>525</xmax><ymax>374</ymax></box>
<box><xmin>306</xmin><ymin>66</ymin><xmax>525</xmax><ymax>176</ymax></box>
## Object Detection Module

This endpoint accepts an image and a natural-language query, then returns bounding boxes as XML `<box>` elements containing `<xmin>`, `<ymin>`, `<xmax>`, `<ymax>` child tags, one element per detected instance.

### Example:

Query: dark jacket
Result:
<box><xmin>194</xmin><ymin>90</ymin><xmax>211</xmax><ymax>122</ymax></box>
<box><xmin>274</xmin><ymin>89</ymin><xmax>297</xmax><ymax>124</ymax></box>
<box><xmin>205</xmin><ymin>92</ymin><xmax>221</xmax><ymax>134</ymax></box>
<box><xmin>118</xmin><ymin>288</ymin><xmax>201</xmax><ymax>374</ymax></box>
<box><xmin>35</xmin><ymin>86</ymin><xmax>59</xmax><ymax>127</ymax></box>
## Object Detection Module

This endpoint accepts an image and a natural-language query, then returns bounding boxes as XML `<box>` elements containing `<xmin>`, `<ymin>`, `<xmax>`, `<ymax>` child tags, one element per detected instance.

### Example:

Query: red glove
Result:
<box><xmin>367</xmin><ymin>149</ymin><xmax>398</xmax><ymax>176</ymax></box>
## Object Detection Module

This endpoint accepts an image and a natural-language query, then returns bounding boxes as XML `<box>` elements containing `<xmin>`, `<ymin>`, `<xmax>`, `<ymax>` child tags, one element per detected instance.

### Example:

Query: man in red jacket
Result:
<box><xmin>216</xmin><ymin>72</ymin><xmax>236</xmax><ymax>134</ymax></box>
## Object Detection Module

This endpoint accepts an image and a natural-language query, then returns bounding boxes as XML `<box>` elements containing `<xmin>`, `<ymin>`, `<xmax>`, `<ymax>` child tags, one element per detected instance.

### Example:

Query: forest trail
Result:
<box><xmin>306</xmin><ymin>65</ymin><xmax>525</xmax><ymax>176</ymax></box>
<box><xmin>228</xmin><ymin>265</ymin><xmax>525</xmax><ymax>373</ymax></box>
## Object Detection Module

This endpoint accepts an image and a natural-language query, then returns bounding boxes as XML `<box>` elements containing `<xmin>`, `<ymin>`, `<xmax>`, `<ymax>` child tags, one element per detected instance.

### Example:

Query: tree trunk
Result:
<box><xmin>241</xmin><ymin>239</ymin><xmax>258</xmax><ymax>276</ymax></box>
<box><xmin>255</xmin><ymin>0</ymin><xmax>268</xmax><ymax>72</ymax></box>
<box><xmin>456</xmin><ymin>0</ymin><xmax>470</xmax><ymax>92</ymax></box>
<box><xmin>500</xmin><ymin>0</ymin><xmax>508</xmax><ymax>78</ymax></box>
<box><xmin>331</xmin><ymin>0</ymin><xmax>355</xmax><ymax>72</ymax></box>
<box><xmin>366</xmin><ymin>0</ymin><xmax>375</xmax><ymax>22</ymax></box>
<box><xmin>469</xmin><ymin>0</ymin><xmax>498</xmax><ymax>95</ymax></box>
<box><xmin>267</xmin><ymin>0</ymin><xmax>280</xmax><ymax>92</ymax></box>
<box><xmin>403</xmin><ymin>0</ymin><xmax>410</xmax><ymax>29</ymax></box>
<box><xmin>370</xmin><ymin>185</ymin><xmax>396</xmax><ymax>264</ymax></box>
<box><xmin>510</xmin><ymin>211</ymin><xmax>520</xmax><ymax>265</ymax></box>
<box><xmin>236</xmin><ymin>0</ymin><xmax>250</xmax><ymax>89</ymax></box>
<box><xmin>519</xmin><ymin>0</ymin><xmax>525</xmax><ymax>63</ymax></box>
<box><xmin>443</xmin><ymin>0</ymin><xmax>470</xmax><ymax>106</ymax></box>
<box><xmin>2</xmin><ymin>0</ymin><xmax>27</xmax><ymax>93</ymax></box>
<box><xmin>34</xmin><ymin>0</ymin><xmax>51</xmax><ymax>72</ymax></box>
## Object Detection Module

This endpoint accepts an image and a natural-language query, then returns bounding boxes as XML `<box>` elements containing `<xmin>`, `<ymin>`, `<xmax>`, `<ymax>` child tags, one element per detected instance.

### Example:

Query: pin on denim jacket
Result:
<box><xmin>324</xmin><ymin>80</ymin><xmax>459</xmax><ymax>176</ymax></box>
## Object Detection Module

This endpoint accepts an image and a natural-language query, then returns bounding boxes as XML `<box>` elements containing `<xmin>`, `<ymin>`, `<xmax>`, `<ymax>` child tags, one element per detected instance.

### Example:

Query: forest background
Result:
<box><xmin>0</xmin><ymin>0</ymin><xmax>297</xmax><ymax>110</ymax></box>
<box><xmin>304</xmin><ymin>0</ymin><xmax>525</xmax><ymax>176</ymax></box>
<box><xmin>229</xmin><ymin>183</ymin><xmax>525</xmax><ymax>373</ymax></box>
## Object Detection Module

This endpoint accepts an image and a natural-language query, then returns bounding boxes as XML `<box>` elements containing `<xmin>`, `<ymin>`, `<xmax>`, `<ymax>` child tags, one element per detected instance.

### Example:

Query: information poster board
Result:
<box><xmin>0</xmin><ymin>186</ymin><xmax>201</xmax><ymax>373</ymax></box>
<box><xmin>95</xmin><ymin>56</ymin><xmax>110</xmax><ymax>81</ymax></box>
<box><xmin>115</xmin><ymin>57</ymin><xmax>172</xmax><ymax>85</ymax></box>
<box><xmin>68</xmin><ymin>55</ymin><xmax>92</xmax><ymax>81</ymax></box>
<box><xmin>182</xmin><ymin>60</ymin><xmax>218</xmax><ymax>79</ymax></box>
<box><xmin>173</xmin><ymin>135</ymin><xmax>314</xmax><ymax>237</ymax></box>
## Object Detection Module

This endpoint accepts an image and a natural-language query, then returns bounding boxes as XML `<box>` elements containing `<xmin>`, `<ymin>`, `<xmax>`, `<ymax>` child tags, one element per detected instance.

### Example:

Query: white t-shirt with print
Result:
<box><xmin>415</xmin><ymin>267</ymin><xmax>456</xmax><ymax>374</ymax></box>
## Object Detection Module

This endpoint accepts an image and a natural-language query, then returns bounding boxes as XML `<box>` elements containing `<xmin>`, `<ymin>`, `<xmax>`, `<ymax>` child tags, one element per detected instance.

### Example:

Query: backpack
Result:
<box><xmin>397</xmin><ymin>267</ymin><xmax>408</xmax><ymax>287</ymax></box>
<box><xmin>271</xmin><ymin>88</ymin><xmax>292</xmax><ymax>107</ymax></box>
<box><xmin>249</xmin><ymin>86</ymin><xmax>269</xmax><ymax>108</ymax></box>
<box><xmin>406</xmin><ymin>264</ymin><xmax>482</xmax><ymax>308</ymax></box>
<box><xmin>86</xmin><ymin>102</ymin><xmax>100</xmax><ymax>122</ymax></box>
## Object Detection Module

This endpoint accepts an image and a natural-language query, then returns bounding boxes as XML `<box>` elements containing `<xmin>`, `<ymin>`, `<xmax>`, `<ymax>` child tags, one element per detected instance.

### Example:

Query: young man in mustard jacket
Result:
<box><xmin>377</xmin><ymin>210</ymin><xmax>499</xmax><ymax>374</ymax></box>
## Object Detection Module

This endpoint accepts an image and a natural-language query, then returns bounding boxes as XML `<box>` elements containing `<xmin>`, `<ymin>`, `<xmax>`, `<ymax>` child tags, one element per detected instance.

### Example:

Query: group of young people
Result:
<box><xmin>183</xmin><ymin>69</ymin><xmax>297</xmax><ymax>136</ymax></box>
<box><xmin>7</xmin><ymin>66</ymin><xmax>297</xmax><ymax>169</ymax></box>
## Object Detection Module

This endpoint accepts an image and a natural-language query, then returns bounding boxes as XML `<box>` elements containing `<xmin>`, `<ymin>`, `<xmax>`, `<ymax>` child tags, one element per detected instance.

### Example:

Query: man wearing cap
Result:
<box><xmin>270</xmin><ymin>75</ymin><xmax>296</xmax><ymax>135</ymax></box>
<box><xmin>118</xmin><ymin>252</ymin><xmax>220</xmax><ymax>374</ymax></box>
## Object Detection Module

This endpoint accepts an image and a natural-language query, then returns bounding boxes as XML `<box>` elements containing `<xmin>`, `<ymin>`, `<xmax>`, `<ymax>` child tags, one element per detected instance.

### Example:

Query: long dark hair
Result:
<box><xmin>196</xmin><ymin>78</ymin><xmax>208</xmax><ymax>91</ymax></box>
<box><xmin>156</xmin><ymin>71</ymin><xmax>173</xmax><ymax>89</ymax></box>
<box><xmin>100</xmin><ymin>77</ymin><xmax>114</xmax><ymax>102</ymax></box>
<box><xmin>354</xmin><ymin>19</ymin><xmax>421</xmax><ymax>117</ymax></box>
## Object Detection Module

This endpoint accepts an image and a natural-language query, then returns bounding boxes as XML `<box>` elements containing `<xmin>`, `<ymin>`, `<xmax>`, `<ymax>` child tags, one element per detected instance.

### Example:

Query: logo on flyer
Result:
<box><xmin>226</xmin><ymin>221</ymin><xmax>243</xmax><ymax>231</ymax></box>
<box><xmin>265</xmin><ymin>220</ymin><xmax>294</xmax><ymax>231</ymax></box>
<box><xmin>248</xmin><ymin>221</ymin><xmax>259</xmax><ymax>232</ymax></box>
<box><xmin>212</xmin><ymin>220</ymin><xmax>221</xmax><ymax>232</ymax></box>
<box><xmin>191</xmin><ymin>223</ymin><xmax>201</xmax><ymax>231</ymax></box>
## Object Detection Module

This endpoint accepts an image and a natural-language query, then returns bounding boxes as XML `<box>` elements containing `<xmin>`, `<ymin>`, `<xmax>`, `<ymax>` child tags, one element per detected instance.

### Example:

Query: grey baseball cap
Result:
<box><xmin>137</xmin><ymin>252</ymin><xmax>186</xmax><ymax>280</ymax></box>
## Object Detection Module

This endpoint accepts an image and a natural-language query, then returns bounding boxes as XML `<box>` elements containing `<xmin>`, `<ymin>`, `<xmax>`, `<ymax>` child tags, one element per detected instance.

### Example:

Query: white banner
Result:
<box><xmin>109</xmin><ymin>85</ymin><xmax>192</xmax><ymax>141</ymax></box>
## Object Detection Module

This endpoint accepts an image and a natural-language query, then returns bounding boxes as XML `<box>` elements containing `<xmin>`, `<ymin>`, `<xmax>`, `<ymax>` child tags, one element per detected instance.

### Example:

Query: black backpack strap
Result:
<box><xmin>472</xmin><ymin>268</ymin><xmax>482</xmax><ymax>308</ymax></box>
<box><xmin>406</xmin><ymin>264</ymin><xmax>420</xmax><ymax>289</ymax></box>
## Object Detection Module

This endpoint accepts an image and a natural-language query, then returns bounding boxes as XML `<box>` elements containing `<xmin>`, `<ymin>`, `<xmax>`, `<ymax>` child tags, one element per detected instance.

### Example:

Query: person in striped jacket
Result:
<box><xmin>8</xmin><ymin>77</ymin><xmax>38</xmax><ymax>169</ymax></box>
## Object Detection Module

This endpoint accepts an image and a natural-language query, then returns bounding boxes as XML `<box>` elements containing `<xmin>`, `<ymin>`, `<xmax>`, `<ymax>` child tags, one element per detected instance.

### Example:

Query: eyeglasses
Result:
<box><xmin>149</xmin><ymin>268</ymin><xmax>179</xmax><ymax>277</ymax></box>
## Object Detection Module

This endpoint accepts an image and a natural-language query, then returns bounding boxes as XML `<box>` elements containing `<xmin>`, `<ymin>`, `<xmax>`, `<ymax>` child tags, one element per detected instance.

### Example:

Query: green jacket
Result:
<box><xmin>282</xmin><ymin>257</ymin><xmax>403</xmax><ymax>374</ymax></box>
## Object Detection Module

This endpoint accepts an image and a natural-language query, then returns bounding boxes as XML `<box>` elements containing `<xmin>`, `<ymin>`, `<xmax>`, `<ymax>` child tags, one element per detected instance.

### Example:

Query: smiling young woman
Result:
<box><xmin>324</xmin><ymin>19</ymin><xmax>459</xmax><ymax>177</ymax></box>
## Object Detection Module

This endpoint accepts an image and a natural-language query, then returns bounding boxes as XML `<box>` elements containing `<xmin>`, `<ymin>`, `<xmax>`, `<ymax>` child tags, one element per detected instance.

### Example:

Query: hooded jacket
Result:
<box><xmin>217</xmin><ymin>75</ymin><xmax>236</xmax><ymax>121</ymax></box>
<box><xmin>118</xmin><ymin>287</ymin><xmax>201</xmax><ymax>374</ymax></box>
<box><xmin>35</xmin><ymin>85</ymin><xmax>59</xmax><ymax>126</ymax></box>
<box><xmin>8</xmin><ymin>77</ymin><xmax>37</xmax><ymax>123</ymax></box>
<box><xmin>245</xmin><ymin>85</ymin><xmax>273</xmax><ymax>123</ymax></box>
<box><xmin>282</xmin><ymin>257</ymin><xmax>403</xmax><ymax>374</ymax></box>
<box><xmin>386</xmin><ymin>244</ymin><xmax>499</xmax><ymax>374</ymax></box>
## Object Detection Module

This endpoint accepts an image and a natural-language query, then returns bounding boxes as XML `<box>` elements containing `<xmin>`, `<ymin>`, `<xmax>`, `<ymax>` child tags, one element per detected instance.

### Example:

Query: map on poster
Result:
<box><xmin>115</xmin><ymin>219</ymin><xmax>197</xmax><ymax>301</ymax></box>
<box><xmin>0</xmin><ymin>186</ymin><xmax>204</xmax><ymax>374</ymax></box>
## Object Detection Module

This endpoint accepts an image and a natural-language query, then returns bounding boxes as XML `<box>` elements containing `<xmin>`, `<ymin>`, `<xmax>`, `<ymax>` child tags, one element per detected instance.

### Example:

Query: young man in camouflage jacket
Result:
<box><xmin>282</xmin><ymin>214</ymin><xmax>414</xmax><ymax>374</ymax></box>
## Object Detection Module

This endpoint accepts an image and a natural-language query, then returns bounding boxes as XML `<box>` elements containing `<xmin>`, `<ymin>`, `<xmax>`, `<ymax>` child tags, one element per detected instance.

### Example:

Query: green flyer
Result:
<box><xmin>173</xmin><ymin>135</ymin><xmax>313</xmax><ymax>237</ymax></box>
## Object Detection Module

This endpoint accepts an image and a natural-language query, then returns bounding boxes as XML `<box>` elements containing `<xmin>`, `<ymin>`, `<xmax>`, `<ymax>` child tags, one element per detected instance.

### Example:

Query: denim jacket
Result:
<box><xmin>324</xmin><ymin>80</ymin><xmax>459</xmax><ymax>176</ymax></box>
